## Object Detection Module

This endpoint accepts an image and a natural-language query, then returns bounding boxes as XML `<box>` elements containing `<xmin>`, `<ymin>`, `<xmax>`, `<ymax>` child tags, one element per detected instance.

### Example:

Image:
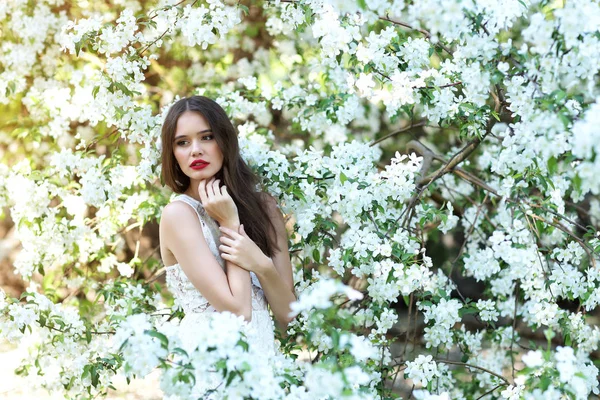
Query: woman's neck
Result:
<box><xmin>183</xmin><ymin>183</ymin><xmax>201</xmax><ymax>202</ymax></box>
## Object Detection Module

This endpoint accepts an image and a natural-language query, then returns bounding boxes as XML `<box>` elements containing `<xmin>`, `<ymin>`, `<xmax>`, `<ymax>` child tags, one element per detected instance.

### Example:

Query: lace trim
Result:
<box><xmin>166</xmin><ymin>264</ymin><xmax>213</xmax><ymax>314</ymax></box>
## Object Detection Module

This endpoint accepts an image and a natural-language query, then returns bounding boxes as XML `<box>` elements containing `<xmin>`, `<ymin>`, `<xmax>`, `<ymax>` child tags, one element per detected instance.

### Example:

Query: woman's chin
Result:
<box><xmin>187</xmin><ymin>171</ymin><xmax>218</xmax><ymax>182</ymax></box>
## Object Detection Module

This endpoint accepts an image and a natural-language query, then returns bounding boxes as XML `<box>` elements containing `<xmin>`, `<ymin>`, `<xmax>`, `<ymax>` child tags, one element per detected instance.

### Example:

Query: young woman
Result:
<box><xmin>159</xmin><ymin>96</ymin><xmax>296</xmax><ymax>359</ymax></box>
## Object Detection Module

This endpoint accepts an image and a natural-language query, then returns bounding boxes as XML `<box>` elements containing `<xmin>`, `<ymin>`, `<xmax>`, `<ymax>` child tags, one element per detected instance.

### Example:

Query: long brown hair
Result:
<box><xmin>161</xmin><ymin>96</ymin><xmax>278</xmax><ymax>257</ymax></box>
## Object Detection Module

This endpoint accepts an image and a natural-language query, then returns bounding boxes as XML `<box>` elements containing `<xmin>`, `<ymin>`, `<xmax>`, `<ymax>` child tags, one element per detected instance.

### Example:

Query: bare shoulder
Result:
<box><xmin>159</xmin><ymin>201</ymin><xmax>204</xmax><ymax>265</ymax></box>
<box><xmin>160</xmin><ymin>201</ymin><xmax>199</xmax><ymax>229</ymax></box>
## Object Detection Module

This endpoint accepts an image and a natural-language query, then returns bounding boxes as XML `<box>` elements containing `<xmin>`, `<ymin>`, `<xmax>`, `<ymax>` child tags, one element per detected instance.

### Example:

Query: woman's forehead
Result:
<box><xmin>175</xmin><ymin>111</ymin><xmax>211</xmax><ymax>133</ymax></box>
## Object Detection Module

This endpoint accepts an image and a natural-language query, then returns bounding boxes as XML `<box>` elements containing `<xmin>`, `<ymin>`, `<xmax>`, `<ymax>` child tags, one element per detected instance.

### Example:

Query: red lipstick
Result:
<box><xmin>190</xmin><ymin>159</ymin><xmax>209</xmax><ymax>170</ymax></box>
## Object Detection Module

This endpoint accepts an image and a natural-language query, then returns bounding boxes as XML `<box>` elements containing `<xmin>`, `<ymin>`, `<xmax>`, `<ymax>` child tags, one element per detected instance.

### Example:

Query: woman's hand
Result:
<box><xmin>219</xmin><ymin>224</ymin><xmax>273</xmax><ymax>275</ymax></box>
<box><xmin>198</xmin><ymin>178</ymin><xmax>239</xmax><ymax>228</ymax></box>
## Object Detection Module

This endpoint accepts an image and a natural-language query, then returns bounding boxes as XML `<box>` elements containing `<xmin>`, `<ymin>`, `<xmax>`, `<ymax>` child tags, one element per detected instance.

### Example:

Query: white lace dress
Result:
<box><xmin>164</xmin><ymin>194</ymin><xmax>276</xmax><ymax>394</ymax></box>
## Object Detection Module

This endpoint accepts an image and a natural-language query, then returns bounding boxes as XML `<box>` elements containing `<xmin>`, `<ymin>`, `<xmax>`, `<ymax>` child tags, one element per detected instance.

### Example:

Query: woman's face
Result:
<box><xmin>173</xmin><ymin>111</ymin><xmax>224</xmax><ymax>184</ymax></box>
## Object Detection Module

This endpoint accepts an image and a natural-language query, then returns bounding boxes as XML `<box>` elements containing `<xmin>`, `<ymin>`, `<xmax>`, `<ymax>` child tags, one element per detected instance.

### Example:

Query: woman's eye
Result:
<box><xmin>202</xmin><ymin>135</ymin><xmax>214</xmax><ymax>141</ymax></box>
<box><xmin>176</xmin><ymin>140</ymin><xmax>188</xmax><ymax>146</ymax></box>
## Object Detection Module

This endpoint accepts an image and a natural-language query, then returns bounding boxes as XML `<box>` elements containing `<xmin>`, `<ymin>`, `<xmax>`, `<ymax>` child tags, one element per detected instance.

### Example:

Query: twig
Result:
<box><xmin>366</xmin><ymin>210</ymin><xmax>381</xmax><ymax>235</ymax></box>
<box><xmin>140</xmin><ymin>0</ymin><xmax>198</xmax><ymax>54</ymax></box>
<box><xmin>475</xmin><ymin>383</ymin><xmax>505</xmax><ymax>400</ymax></box>
<box><xmin>370</xmin><ymin>120</ymin><xmax>427</xmax><ymax>147</ymax></box>
<box><xmin>84</xmin><ymin>128</ymin><xmax>119</xmax><ymax>151</ymax></box>
<box><xmin>146</xmin><ymin>266</ymin><xmax>166</xmax><ymax>284</ymax></box>
<box><xmin>452</xmin><ymin>168</ymin><xmax>499</xmax><ymax>195</ymax></box>
<box><xmin>138</xmin><ymin>28</ymin><xmax>172</xmax><ymax>55</ymax></box>
<box><xmin>529</xmin><ymin>213</ymin><xmax>596</xmax><ymax>269</ymax></box>
<box><xmin>405</xmin><ymin>139</ymin><xmax>441</xmax><ymax>180</ymax></box>
<box><xmin>420</xmin><ymin>133</ymin><xmax>488</xmax><ymax>186</ymax></box>
<box><xmin>379</xmin><ymin>16</ymin><xmax>454</xmax><ymax>55</ymax></box>
<box><xmin>402</xmin><ymin>293</ymin><xmax>414</xmax><ymax>357</ymax></box>
<box><xmin>436</xmin><ymin>81</ymin><xmax>463</xmax><ymax>89</ymax></box>
<box><xmin>537</xmin><ymin>204</ymin><xmax>588</xmax><ymax>232</ymax></box>
<box><xmin>449</xmin><ymin>192</ymin><xmax>489</xmax><ymax>278</ymax></box>
<box><xmin>397</xmin><ymin>132</ymin><xmax>488</xmax><ymax>230</ymax></box>
<box><xmin>47</xmin><ymin>324</ymin><xmax>115</xmax><ymax>336</ymax></box>
<box><xmin>443</xmin><ymin>185</ymin><xmax>497</xmax><ymax>229</ymax></box>
<box><xmin>435</xmin><ymin>359</ymin><xmax>510</xmax><ymax>385</ymax></box>
<box><xmin>510</xmin><ymin>284</ymin><xmax>519</xmax><ymax>381</ymax></box>
<box><xmin>147</xmin><ymin>0</ymin><xmax>189</xmax><ymax>19</ymax></box>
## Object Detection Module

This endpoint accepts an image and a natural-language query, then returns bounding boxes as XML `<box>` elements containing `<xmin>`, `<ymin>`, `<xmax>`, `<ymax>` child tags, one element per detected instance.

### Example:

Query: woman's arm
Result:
<box><xmin>160</xmin><ymin>201</ymin><xmax>252</xmax><ymax>321</ymax></box>
<box><xmin>218</xmin><ymin>195</ymin><xmax>296</xmax><ymax>327</ymax></box>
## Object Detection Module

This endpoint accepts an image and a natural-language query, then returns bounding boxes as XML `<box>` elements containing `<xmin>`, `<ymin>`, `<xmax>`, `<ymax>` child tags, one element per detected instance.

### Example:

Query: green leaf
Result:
<box><xmin>554</xmin><ymin>90</ymin><xmax>566</xmax><ymax>102</ymax></box>
<box><xmin>11</xmin><ymin>127</ymin><xmax>28</xmax><ymax>138</ymax></box>
<box><xmin>313</xmin><ymin>248</ymin><xmax>320</xmax><ymax>264</ymax></box>
<box><xmin>459</xmin><ymin>307</ymin><xmax>478</xmax><ymax>317</ymax></box>
<box><xmin>340</xmin><ymin>172</ymin><xmax>347</xmax><ymax>184</ymax></box>
<box><xmin>91</xmin><ymin>365</ymin><xmax>99</xmax><ymax>387</ymax></box>
<box><xmin>238</xmin><ymin>4</ymin><xmax>249</xmax><ymax>16</ymax></box>
<box><xmin>82</xmin><ymin>364</ymin><xmax>91</xmax><ymax>380</ymax></box>
<box><xmin>147</xmin><ymin>330</ymin><xmax>169</xmax><ymax>348</ymax></box>
<box><xmin>226</xmin><ymin>371</ymin><xmax>237</xmax><ymax>386</ymax></box>
<box><xmin>237</xmin><ymin>339</ymin><xmax>249</xmax><ymax>352</ymax></box>
<box><xmin>64</xmin><ymin>376</ymin><xmax>75</xmax><ymax>390</ymax></box>
<box><xmin>573</xmin><ymin>174</ymin><xmax>582</xmax><ymax>192</ymax></box>
<box><xmin>331</xmin><ymin>329</ymin><xmax>340</xmax><ymax>348</ymax></box>
<box><xmin>547</xmin><ymin>156</ymin><xmax>557</xmax><ymax>175</ymax></box>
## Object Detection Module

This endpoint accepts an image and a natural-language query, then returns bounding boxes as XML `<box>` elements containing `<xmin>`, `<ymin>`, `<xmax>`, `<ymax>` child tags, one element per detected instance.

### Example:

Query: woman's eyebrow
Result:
<box><xmin>173</xmin><ymin>129</ymin><xmax>213</xmax><ymax>141</ymax></box>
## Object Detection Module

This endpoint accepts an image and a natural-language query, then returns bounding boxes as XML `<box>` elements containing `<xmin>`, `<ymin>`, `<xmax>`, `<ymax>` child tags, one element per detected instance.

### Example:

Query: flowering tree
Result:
<box><xmin>1</xmin><ymin>0</ymin><xmax>600</xmax><ymax>398</ymax></box>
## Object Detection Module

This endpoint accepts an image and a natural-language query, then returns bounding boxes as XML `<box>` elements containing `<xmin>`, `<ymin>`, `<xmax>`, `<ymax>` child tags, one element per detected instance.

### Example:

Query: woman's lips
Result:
<box><xmin>190</xmin><ymin>163</ymin><xmax>209</xmax><ymax>170</ymax></box>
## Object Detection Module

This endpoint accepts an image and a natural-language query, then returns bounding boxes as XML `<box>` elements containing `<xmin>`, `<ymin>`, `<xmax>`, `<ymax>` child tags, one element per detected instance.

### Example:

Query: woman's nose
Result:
<box><xmin>191</xmin><ymin>140</ymin><xmax>203</xmax><ymax>156</ymax></box>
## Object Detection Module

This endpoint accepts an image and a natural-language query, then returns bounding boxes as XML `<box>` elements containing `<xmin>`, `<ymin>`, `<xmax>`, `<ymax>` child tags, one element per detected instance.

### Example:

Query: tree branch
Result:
<box><xmin>510</xmin><ymin>284</ymin><xmax>519</xmax><ymax>381</ymax></box>
<box><xmin>379</xmin><ymin>16</ymin><xmax>454</xmax><ymax>56</ymax></box>
<box><xmin>420</xmin><ymin>132</ymin><xmax>488</xmax><ymax>186</ymax></box>
<box><xmin>475</xmin><ymin>383</ymin><xmax>506</xmax><ymax>400</ymax></box>
<box><xmin>435</xmin><ymin>359</ymin><xmax>510</xmax><ymax>385</ymax></box>
<box><xmin>405</xmin><ymin>139</ymin><xmax>439</xmax><ymax>180</ymax></box>
<box><xmin>370</xmin><ymin>120</ymin><xmax>427</xmax><ymax>147</ymax></box>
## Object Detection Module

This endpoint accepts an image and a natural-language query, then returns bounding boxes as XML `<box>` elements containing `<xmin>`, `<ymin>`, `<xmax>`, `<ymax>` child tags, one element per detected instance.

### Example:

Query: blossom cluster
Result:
<box><xmin>1</xmin><ymin>0</ymin><xmax>600</xmax><ymax>399</ymax></box>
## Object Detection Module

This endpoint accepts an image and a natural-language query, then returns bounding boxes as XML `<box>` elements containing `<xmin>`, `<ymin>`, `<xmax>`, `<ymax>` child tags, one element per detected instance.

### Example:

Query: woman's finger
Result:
<box><xmin>219</xmin><ymin>244</ymin><xmax>234</xmax><ymax>254</ymax></box>
<box><xmin>220</xmin><ymin>252</ymin><xmax>233</xmax><ymax>261</ymax></box>
<box><xmin>212</xmin><ymin>179</ymin><xmax>221</xmax><ymax>197</ymax></box>
<box><xmin>219</xmin><ymin>226</ymin><xmax>236</xmax><ymax>236</ymax></box>
<box><xmin>219</xmin><ymin>226</ymin><xmax>242</xmax><ymax>239</ymax></box>
<box><xmin>198</xmin><ymin>180</ymin><xmax>208</xmax><ymax>204</ymax></box>
<box><xmin>221</xmin><ymin>185</ymin><xmax>230</xmax><ymax>197</ymax></box>
<box><xmin>219</xmin><ymin>236</ymin><xmax>235</xmax><ymax>246</ymax></box>
<box><xmin>206</xmin><ymin>178</ymin><xmax>216</xmax><ymax>198</ymax></box>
